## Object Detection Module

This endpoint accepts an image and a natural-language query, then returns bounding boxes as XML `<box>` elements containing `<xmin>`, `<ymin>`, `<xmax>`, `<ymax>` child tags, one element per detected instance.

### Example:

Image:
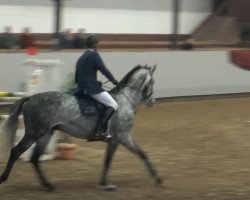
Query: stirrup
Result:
<box><xmin>87</xmin><ymin>131</ymin><xmax>112</xmax><ymax>142</ymax></box>
<box><xmin>104</xmin><ymin>134</ymin><xmax>112</xmax><ymax>142</ymax></box>
<box><xmin>87</xmin><ymin>135</ymin><xmax>111</xmax><ymax>142</ymax></box>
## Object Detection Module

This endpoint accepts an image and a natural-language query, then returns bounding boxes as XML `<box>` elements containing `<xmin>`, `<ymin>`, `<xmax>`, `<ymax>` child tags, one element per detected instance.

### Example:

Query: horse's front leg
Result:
<box><xmin>121</xmin><ymin>137</ymin><xmax>163</xmax><ymax>187</ymax></box>
<box><xmin>100</xmin><ymin>140</ymin><xmax>119</xmax><ymax>191</ymax></box>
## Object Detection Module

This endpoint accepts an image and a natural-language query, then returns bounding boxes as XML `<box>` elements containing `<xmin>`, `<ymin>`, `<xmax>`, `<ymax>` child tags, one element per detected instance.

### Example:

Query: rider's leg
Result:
<box><xmin>89</xmin><ymin>91</ymin><xmax>118</xmax><ymax>140</ymax></box>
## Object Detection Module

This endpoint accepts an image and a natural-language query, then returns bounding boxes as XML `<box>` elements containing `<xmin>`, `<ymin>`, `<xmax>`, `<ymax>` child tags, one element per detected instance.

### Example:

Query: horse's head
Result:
<box><xmin>141</xmin><ymin>65</ymin><xmax>156</xmax><ymax>107</ymax></box>
<box><xmin>111</xmin><ymin>65</ymin><xmax>156</xmax><ymax>107</ymax></box>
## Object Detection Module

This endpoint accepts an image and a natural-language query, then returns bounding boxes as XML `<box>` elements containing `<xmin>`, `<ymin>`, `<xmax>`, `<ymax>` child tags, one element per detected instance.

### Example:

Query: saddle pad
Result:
<box><xmin>75</xmin><ymin>95</ymin><xmax>99</xmax><ymax>116</ymax></box>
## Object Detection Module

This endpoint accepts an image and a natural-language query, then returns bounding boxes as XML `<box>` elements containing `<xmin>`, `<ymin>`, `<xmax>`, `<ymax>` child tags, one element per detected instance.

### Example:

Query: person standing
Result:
<box><xmin>18</xmin><ymin>27</ymin><xmax>35</xmax><ymax>49</ymax></box>
<box><xmin>74</xmin><ymin>28</ymin><xmax>86</xmax><ymax>49</ymax></box>
<box><xmin>59</xmin><ymin>28</ymin><xmax>74</xmax><ymax>49</ymax></box>
<box><xmin>0</xmin><ymin>26</ymin><xmax>17</xmax><ymax>49</ymax></box>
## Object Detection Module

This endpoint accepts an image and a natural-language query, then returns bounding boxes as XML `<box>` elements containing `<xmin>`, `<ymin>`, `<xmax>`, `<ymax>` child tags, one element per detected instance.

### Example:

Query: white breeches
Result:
<box><xmin>90</xmin><ymin>91</ymin><xmax>118</xmax><ymax>110</ymax></box>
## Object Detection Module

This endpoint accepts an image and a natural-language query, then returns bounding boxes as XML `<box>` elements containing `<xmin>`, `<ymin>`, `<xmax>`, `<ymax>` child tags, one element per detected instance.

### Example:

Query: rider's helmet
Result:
<box><xmin>84</xmin><ymin>34</ymin><xmax>99</xmax><ymax>49</ymax></box>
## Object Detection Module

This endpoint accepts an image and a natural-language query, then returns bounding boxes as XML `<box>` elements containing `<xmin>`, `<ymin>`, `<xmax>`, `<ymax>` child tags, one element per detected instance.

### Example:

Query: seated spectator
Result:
<box><xmin>0</xmin><ymin>26</ymin><xmax>17</xmax><ymax>49</ymax></box>
<box><xmin>180</xmin><ymin>39</ymin><xmax>195</xmax><ymax>50</ymax></box>
<box><xmin>18</xmin><ymin>27</ymin><xmax>35</xmax><ymax>49</ymax></box>
<box><xmin>74</xmin><ymin>28</ymin><xmax>86</xmax><ymax>49</ymax></box>
<box><xmin>59</xmin><ymin>28</ymin><xmax>74</xmax><ymax>49</ymax></box>
<box><xmin>180</xmin><ymin>42</ymin><xmax>194</xmax><ymax>50</ymax></box>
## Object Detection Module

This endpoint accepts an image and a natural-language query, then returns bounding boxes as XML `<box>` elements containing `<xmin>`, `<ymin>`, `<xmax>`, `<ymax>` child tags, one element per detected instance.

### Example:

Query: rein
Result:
<box><xmin>102</xmin><ymin>80</ymin><xmax>110</xmax><ymax>84</ymax></box>
<box><xmin>124</xmin><ymin>85</ymin><xmax>140</xmax><ymax>91</ymax></box>
<box><xmin>101</xmin><ymin>82</ymin><xmax>136</xmax><ymax>105</ymax></box>
<box><xmin>103</xmin><ymin>70</ymin><xmax>154</xmax><ymax>105</ymax></box>
<box><xmin>121</xmin><ymin>86</ymin><xmax>153</xmax><ymax>106</ymax></box>
<box><xmin>121</xmin><ymin>90</ymin><xmax>136</xmax><ymax>106</ymax></box>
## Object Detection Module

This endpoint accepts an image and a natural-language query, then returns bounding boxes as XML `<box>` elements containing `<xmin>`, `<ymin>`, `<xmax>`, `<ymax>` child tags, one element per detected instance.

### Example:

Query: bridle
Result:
<box><xmin>122</xmin><ymin>73</ymin><xmax>154</xmax><ymax>105</ymax></box>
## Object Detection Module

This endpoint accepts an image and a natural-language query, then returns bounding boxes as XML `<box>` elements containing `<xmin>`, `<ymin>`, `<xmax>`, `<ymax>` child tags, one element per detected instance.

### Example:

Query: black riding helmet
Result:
<box><xmin>84</xmin><ymin>34</ymin><xmax>99</xmax><ymax>48</ymax></box>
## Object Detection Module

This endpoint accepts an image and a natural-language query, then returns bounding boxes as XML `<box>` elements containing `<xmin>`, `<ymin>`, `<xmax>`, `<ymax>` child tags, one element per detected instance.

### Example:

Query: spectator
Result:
<box><xmin>18</xmin><ymin>27</ymin><xmax>35</xmax><ymax>49</ymax></box>
<box><xmin>0</xmin><ymin>26</ymin><xmax>17</xmax><ymax>49</ymax></box>
<box><xmin>59</xmin><ymin>28</ymin><xmax>74</xmax><ymax>49</ymax></box>
<box><xmin>180</xmin><ymin>42</ymin><xmax>194</xmax><ymax>50</ymax></box>
<box><xmin>180</xmin><ymin>39</ymin><xmax>195</xmax><ymax>50</ymax></box>
<box><xmin>74</xmin><ymin>28</ymin><xmax>86</xmax><ymax>49</ymax></box>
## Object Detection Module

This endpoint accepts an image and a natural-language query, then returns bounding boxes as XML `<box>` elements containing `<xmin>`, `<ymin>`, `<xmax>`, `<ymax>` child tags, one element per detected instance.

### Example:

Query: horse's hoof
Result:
<box><xmin>44</xmin><ymin>183</ymin><xmax>55</xmax><ymax>192</ymax></box>
<box><xmin>155</xmin><ymin>176</ymin><xmax>164</xmax><ymax>187</ymax></box>
<box><xmin>102</xmin><ymin>184</ymin><xmax>117</xmax><ymax>191</ymax></box>
<box><xmin>99</xmin><ymin>178</ymin><xmax>106</xmax><ymax>186</ymax></box>
<box><xmin>0</xmin><ymin>174</ymin><xmax>7</xmax><ymax>184</ymax></box>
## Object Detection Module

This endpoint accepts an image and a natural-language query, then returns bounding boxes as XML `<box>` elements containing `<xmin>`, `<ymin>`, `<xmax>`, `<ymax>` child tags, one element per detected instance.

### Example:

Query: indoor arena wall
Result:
<box><xmin>0</xmin><ymin>50</ymin><xmax>249</xmax><ymax>98</ymax></box>
<box><xmin>0</xmin><ymin>0</ymin><xmax>211</xmax><ymax>34</ymax></box>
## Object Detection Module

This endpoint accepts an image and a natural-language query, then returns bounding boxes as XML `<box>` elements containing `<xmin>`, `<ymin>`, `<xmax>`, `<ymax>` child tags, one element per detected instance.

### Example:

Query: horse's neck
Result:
<box><xmin>115</xmin><ymin>79</ymin><xmax>143</xmax><ymax>108</ymax></box>
<box><xmin>112</xmin><ymin>69</ymin><xmax>148</xmax><ymax>109</ymax></box>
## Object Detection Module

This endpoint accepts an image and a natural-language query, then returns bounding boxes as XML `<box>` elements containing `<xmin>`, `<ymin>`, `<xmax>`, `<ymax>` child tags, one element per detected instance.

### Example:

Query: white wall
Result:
<box><xmin>0</xmin><ymin>0</ymin><xmax>212</xmax><ymax>34</ymax></box>
<box><xmin>1</xmin><ymin>50</ymin><xmax>250</xmax><ymax>98</ymax></box>
<box><xmin>0</xmin><ymin>5</ymin><xmax>53</xmax><ymax>33</ymax></box>
<box><xmin>62</xmin><ymin>8</ymin><xmax>173</xmax><ymax>34</ymax></box>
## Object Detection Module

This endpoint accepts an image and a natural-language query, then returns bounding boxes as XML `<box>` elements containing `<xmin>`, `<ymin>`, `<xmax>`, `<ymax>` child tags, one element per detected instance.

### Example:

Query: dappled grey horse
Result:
<box><xmin>0</xmin><ymin>65</ymin><xmax>162</xmax><ymax>191</ymax></box>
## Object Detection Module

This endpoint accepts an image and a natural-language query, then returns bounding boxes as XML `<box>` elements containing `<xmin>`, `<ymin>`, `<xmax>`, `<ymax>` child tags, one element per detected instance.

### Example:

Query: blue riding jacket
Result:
<box><xmin>75</xmin><ymin>49</ymin><xmax>117</xmax><ymax>95</ymax></box>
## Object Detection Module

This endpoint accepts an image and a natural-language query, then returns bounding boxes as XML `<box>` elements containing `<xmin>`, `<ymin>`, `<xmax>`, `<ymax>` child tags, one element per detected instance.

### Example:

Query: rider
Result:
<box><xmin>75</xmin><ymin>34</ymin><xmax>118</xmax><ymax>142</ymax></box>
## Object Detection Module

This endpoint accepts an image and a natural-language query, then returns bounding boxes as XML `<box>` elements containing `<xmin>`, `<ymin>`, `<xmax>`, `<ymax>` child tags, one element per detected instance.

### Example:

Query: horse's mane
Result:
<box><xmin>110</xmin><ymin>65</ymin><xmax>143</xmax><ymax>93</ymax></box>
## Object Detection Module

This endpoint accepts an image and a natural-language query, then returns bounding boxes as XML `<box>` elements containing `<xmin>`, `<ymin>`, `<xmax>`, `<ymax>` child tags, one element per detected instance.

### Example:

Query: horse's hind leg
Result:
<box><xmin>100</xmin><ymin>141</ymin><xmax>119</xmax><ymax>190</ymax></box>
<box><xmin>0</xmin><ymin>134</ymin><xmax>35</xmax><ymax>184</ymax></box>
<box><xmin>30</xmin><ymin>133</ymin><xmax>54</xmax><ymax>191</ymax></box>
<box><xmin>121</xmin><ymin>138</ymin><xmax>163</xmax><ymax>187</ymax></box>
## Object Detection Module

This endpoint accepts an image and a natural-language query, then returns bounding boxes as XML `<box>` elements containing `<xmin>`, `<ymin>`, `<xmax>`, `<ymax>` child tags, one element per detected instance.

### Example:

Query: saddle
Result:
<box><xmin>72</xmin><ymin>89</ymin><xmax>105</xmax><ymax>116</ymax></box>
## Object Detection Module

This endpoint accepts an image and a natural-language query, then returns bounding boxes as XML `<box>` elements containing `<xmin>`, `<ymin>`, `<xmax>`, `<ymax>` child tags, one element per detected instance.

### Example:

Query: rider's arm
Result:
<box><xmin>94</xmin><ymin>52</ymin><xmax>118</xmax><ymax>84</ymax></box>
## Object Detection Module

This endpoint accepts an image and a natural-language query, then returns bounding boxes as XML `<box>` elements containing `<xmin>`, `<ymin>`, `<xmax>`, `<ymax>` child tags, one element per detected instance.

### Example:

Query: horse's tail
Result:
<box><xmin>0</xmin><ymin>97</ymin><xmax>30</xmax><ymax>159</ymax></box>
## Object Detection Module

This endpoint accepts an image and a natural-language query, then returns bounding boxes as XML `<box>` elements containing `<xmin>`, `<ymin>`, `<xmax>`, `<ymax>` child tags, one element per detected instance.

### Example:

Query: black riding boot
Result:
<box><xmin>88</xmin><ymin>107</ymin><xmax>115</xmax><ymax>142</ymax></box>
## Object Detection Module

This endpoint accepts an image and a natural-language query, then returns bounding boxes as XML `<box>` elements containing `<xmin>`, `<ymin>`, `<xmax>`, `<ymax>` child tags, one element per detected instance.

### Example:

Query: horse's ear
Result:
<box><xmin>150</xmin><ymin>64</ymin><xmax>157</xmax><ymax>74</ymax></box>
